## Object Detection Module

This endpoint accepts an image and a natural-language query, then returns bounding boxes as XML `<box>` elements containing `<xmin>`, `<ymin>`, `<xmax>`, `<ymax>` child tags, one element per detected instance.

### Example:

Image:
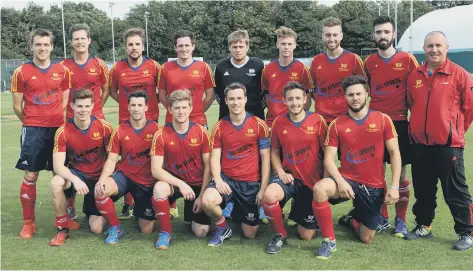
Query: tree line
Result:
<box><xmin>1</xmin><ymin>0</ymin><xmax>470</xmax><ymax>62</ymax></box>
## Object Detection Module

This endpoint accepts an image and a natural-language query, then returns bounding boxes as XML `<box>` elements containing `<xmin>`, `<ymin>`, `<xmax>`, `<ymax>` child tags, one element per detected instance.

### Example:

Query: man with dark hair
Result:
<box><xmin>310</xmin><ymin>17</ymin><xmax>365</xmax><ymax>124</ymax></box>
<box><xmin>312</xmin><ymin>75</ymin><xmax>401</xmax><ymax>259</ymax></box>
<box><xmin>158</xmin><ymin>30</ymin><xmax>215</xmax><ymax>128</ymax></box>
<box><xmin>214</xmin><ymin>30</ymin><xmax>265</xmax><ymax>121</ymax></box>
<box><xmin>202</xmin><ymin>82</ymin><xmax>270</xmax><ymax>246</ymax></box>
<box><xmin>262</xmin><ymin>81</ymin><xmax>327</xmax><ymax>254</ymax></box>
<box><xmin>405</xmin><ymin>31</ymin><xmax>473</xmax><ymax>251</ymax></box>
<box><xmin>362</xmin><ymin>16</ymin><xmax>419</xmax><ymax>236</ymax></box>
<box><xmin>109</xmin><ymin>27</ymin><xmax>161</xmax><ymax>218</ymax></box>
<box><xmin>11</xmin><ymin>28</ymin><xmax>71</xmax><ymax>239</ymax></box>
<box><xmin>49</xmin><ymin>89</ymin><xmax>113</xmax><ymax>246</ymax></box>
<box><xmin>61</xmin><ymin>23</ymin><xmax>110</xmax><ymax>219</ymax></box>
<box><xmin>94</xmin><ymin>90</ymin><xmax>161</xmax><ymax>245</ymax></box>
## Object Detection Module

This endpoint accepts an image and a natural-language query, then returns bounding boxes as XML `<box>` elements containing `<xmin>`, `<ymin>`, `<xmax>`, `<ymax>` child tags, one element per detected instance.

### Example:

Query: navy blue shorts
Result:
<box><xmin>64</xmin><ymin>168</ymin><xmax>101</xmax><ymax>217</ymax></box>
<box><xmin>207</xmin><ymin>173</ymin><xmax>260</xmax><ymax>226</ymax></box>
<box><xmin>270</xmin><ymin>177</ymin><xmax>317</xmax><ymax>229</ymax></box>
<box><xmin>384</xmin><ymin>121</ymin><xmax>411</xmax><ymax>165</ymax></box>
<box><xmin>328</xmin><ymin>177</ymin><xmax>384</xmax><ymax>230</ymax></box>
<box><xmin>16</xmin><ymin>126</ymin><xmax>58</xmax><ymax>172</ymax></box>
<box><xmin>169</xmin><ymin>185</ymin><xmax>210</xmax><ymax>225</ymax></box>
<box><xmin>112</xmin><ymin>171</ymin><xmax>155</xmax><ymax>221</ymax></box>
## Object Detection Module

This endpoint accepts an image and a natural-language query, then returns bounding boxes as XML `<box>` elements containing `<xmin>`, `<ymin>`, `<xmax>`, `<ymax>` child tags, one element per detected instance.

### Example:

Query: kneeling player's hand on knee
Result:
<box><xmin>255</xmin><ymin>190</ymin><xmax>264</xmax><ymax>205</ymax></box>
<box><xmin>385</xmin><ymin>188</ymin><xmax>399</xmax><ymax>205</ymax></box>
<box><xmin>73</xmin><ymin>179</ymin><xmax>89</xmax><ymax>195</ymax></box>
<box><xmin>179</xmin><ymin>182</ymin><xmax>195</xmax><ymax>200</ymax></box>
<box><xmin>278</xmin><ymin>170</ymin><xmax>294</xmax><ymax>184</ymax></box>
<box><xmin>193</xmin><ymin>196</ymin><xmax>203</xmax><ymax>213</ymax></box>
<box><xmin>95</xmin><ymin>180</ymin><xmax>106</xmax><ymax>196</ymax></box>
<box><xmin>338</xmin><ymin>180</ymin><xmax>355</xmax><ymax>199</ymax></box>
<box><xmin>215</xmin><ymin>180</ymin><xmax>232</xmax><ymax>196</ymax></box>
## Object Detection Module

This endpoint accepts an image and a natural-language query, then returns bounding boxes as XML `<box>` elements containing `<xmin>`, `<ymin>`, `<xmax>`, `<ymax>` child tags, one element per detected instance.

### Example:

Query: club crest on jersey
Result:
<box><xmin>191</xmin><ymin>70</ymin><xmax>200</xmax><ymax>77</ymax></box>
<box><xmin>393</xmin><ymin>62</ymin><xmax>404</xmax><ymax>71</ymax></box>
<box><xmin>189</xmin><ymin>138</ymin><xmax>199</xmax><ymax>147</ymax></box>
<box><xmin>88</xmin><ymin>68</ymin><xmax>98</xmax><ymax>75</ymax></box>
<box><xmin>414</xmin><ymin>80</ymin><xmax>423</xmax><ymax>88</ymax></box>
<box><xmin>338</xmin><ymin>63</ymin><xmax>348</xmax><ymax>72</ymax></box>
<box><xmin>304</xmin><ymin>126</ymin><xmax>316</xmax><ymax>135</ymax></box>
<box><xmin>92</xmin><ymin>132</ymin><xmax>103</xmax><ymax>140</ymax></box>
<box><xmin>367</xmin><ymin>123</ymin><xmax>379</xmax><ymax>133</ymax></box>
<box><xmin>245</xmin><ymin>128</ymin><xmax>256</xmax><ymax>137</ymax></box>
<box><xmin>247</xmin><ymin>69</ymin><xmax>256</xmax><ymax>76</ymax></box>
<box><xmin>51</xmin><ymin>72</ymin><xmax>61</xmax><ymax>81</ymax></box>
<box><xmin>145</xmin><ymin>133</ymin><xmax>154</xmax><ymax>141</ymax></box>
<box><xmin>142</xmin><ymin>69</ymin><xmax>151</xmax><ymax>77</ymax></box>
<box><xmin>289</xmin><ymin>72</ymin><xmax>299</xmax><ymax>81</ymax></box>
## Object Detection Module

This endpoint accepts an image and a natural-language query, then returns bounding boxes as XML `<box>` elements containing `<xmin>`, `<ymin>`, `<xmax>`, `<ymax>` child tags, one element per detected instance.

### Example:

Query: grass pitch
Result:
<box><xmin>1</xmin><ymin>93</ymin><xmax>472</xmax><ymax>269</ymax></box>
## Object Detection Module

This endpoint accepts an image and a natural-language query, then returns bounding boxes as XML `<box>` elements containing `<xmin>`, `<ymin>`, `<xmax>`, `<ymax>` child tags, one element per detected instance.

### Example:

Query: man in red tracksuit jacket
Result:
<box><xmin>405</xmin><ymin>31</ymin><xmax>473</xmax><ymax>251</ymax></box>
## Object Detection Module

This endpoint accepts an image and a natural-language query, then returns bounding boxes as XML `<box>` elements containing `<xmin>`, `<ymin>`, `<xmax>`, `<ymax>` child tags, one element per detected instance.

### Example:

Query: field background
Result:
<box><xmin>1</xmin><ymin>93</ymin><xmax>472</xmax><ymax>269</ymax></box>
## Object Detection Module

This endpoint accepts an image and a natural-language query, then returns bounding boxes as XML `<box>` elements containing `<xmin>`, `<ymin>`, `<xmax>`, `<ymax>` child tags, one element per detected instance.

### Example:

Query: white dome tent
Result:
<box><xmin>398</xmin><ymin>4</ymin><xmax>473</xmax><ymax>72</ymax></box>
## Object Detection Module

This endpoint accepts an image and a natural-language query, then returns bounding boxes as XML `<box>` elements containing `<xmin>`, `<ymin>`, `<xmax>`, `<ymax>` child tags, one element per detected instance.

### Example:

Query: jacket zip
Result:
<box><xmin>424</xmin><ymin>74</ymin><xmax>434</xmax><ymax>144</ymax></box>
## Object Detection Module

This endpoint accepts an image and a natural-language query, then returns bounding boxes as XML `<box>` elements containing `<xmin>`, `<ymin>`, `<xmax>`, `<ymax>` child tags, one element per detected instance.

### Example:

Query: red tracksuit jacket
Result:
<box><xmin>407</xmin><ymin>59</ymin><xmax>473</xmax><ymax>147</ymax></box>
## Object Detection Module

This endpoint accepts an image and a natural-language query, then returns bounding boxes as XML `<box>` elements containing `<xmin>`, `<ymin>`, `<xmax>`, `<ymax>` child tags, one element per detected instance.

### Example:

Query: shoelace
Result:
<box><xmin>212</xmin><ymin>228</ymin><xmax>224</xmax><ymax>240</ymax></box>
<box><xmin>270</xmin><ymin>235</ymin><xmax>284</xmax><ymax>246</ymax></box>
<box><xmin>319</xmin><ymin>241</ymin><xmax>331</xmax><ymax>251</ymax></box>
<box><xmin>459</xmin><ymin>234</ymin><xmax>473</xmax><ymax>241</ymax></box>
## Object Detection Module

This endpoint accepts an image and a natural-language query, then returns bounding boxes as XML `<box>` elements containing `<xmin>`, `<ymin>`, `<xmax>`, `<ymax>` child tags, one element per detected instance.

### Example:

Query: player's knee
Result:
<box><xmin>153</xmin><ymin>181</ymin><xmax>171</xmax><ymax>198</ymax></box>
<box><xmin>193</xmin><ymin>227</ymin><xmax>209</xmax><ymax>238</ymax></box>
<box><xmin>298</xmin><ymin>228</ymin><xmax>315</xmax><ymax>241</ymax></box>
<box><xmin>202</xmin><ymin>190</ymin><xmax>220</xmax><ymax>208</ymax></box>
<box><xmin>263</xmin><ymin>184</ymin><xmax>283</xmax><ymax>203</ymax></box>
<box><xmin>50</xmin><ymin>176</ymin><xmax>66</xmax><ymax>190</ymax></box>
<box><xmin>90</xmin><ymin>224</ymin><xmax>104</xmax><ymax>234</ymax></box>
<box><xmin>312</xmin><ymin>182</ymin><xmax>328</xmax><ymax>201</ymax></box>
<box><xmin>24</xmin><ymin>172</ymin><xmax>39</xmax><ymax>183</ymax></box>
<box><xmin>243</xmin><ymin>230</ymin><xmax>257</xmax><ymax>239</ymax></box>
<box><xmin>140</xmin><ymin>224</ymin><xmax>154</xmax><ymax>234</ymax></box>
<box><xmin>360</xmin><ymin>234</ymin><xmax>374</xmax><ymax>245</ymax></box>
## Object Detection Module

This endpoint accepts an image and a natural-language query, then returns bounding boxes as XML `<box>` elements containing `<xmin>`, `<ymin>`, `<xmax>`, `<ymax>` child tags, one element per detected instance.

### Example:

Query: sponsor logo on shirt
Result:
<box><xmin>170</xmin><ymin>140</ymin><xmax>175</xmax><ymax>145</ymax></box>
<box><xmin>124</xmin><ymin>136</ymin><xmax>130</xmax><ymax>140</ymax></box>
<box><xmin>346</xmin><ymin>145</ymin><xmax>375</xmax><ymax>164</ymax></box>
<box><xmin>338</xmin><ymin>63</ymin><xmax>349</xmax><ymax>72</ymax></box>
<box><xmin>121</xmin><ymin>72</ymin><xmax>126</xmax><ymax>77</ymax></box>
<box><xmin>31</xmin><ymin>76</ymin><xmax>37</xmax><ymax>80</ymax></box>
<box><xmin>271</xmin><ymin>73</ymin><xmax>276</xmax><ymax>78</ymax></box>
<box><xmin>283</xmin><ymin>129</ymin><xmax>288</xmax><ymax>134</ymax></box>
<box><xmin>33</xmin><ymin>89</ymin><xmax>59</xmax><ymax>105</ymax></box>
<box><xmin>285</xmin><ymin>145</ymin><xmax>311</xmax><ymax>164</ymax></box>
<box><xmin>345</xmin><ymin>128</ymin><xmax>351</xmax><ymax>133</ymax></box>
<box><xmin>125</xmin><ymin>148</ymin><xmax>150</xmax><ymax>165</ymax></box>
<box><xmin>317</xmin><ymin>65</ymin><xmax>322</xmax><ymax>70</ymax></box>
<box><xmin>224</xmin><ymin>71</ymin><xmax>230</xmax><ymax>76</ymax></box>
<box><xmin>226</xmin><ymin>144</ymin><xmax>252</xmax><ymax>160</ymax></box>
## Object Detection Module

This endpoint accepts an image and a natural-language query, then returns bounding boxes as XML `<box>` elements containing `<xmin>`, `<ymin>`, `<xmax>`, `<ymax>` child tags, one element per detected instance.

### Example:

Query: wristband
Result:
<box><xmin>390</xmin><ymin>185</ymin><xmax>399</xmax><ymax>190</ymax></box>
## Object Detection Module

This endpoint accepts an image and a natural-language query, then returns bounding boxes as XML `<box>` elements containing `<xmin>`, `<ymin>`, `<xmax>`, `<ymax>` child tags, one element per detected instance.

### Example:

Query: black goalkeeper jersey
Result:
<box><xmin>214</xmin><ymin>57</ymin><xmax>265</xmax><ymax>120</ymax></box>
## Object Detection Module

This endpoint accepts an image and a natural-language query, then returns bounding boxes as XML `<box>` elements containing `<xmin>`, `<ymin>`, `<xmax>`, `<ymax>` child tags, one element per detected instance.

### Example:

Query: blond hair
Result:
<box><xmin>275</xmin><ymin>26</ymin><xmax>297</xmax><ymax>41</ymax></box>
<box><xmin>322</xmin><ymin>17</ymin><xmax>342</xmax><ymax>27</ymax></box>
<box><xmin>168</xmin><ymin>89</ymin><xmax>192</xmax><ymax>108</ymax></box>
<box><xmin>228</xmin><ymin>30</ymin><xmax>249</xmax><ymax>46</ymax></box>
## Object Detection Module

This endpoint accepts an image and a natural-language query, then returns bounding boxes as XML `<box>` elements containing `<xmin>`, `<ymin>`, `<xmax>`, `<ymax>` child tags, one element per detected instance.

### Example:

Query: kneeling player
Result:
<box><xmin>262</xmin><ymin>82</ymin><xmax>327</xmax><ymax>254</ymax></box>
<box><xmin>202</xmin><ymin>82</ymin><xmax>270</xmax><ymax>246</ymax></box>
<box><xmin>312</xmin><ymin>76</ymin><xmax>401</xmax><ymax>259</ymax></box>
<box><xmin>150</xmin><ymin>89</ymin><xmax>211</xmax><ymax>249</ymax></box>
<box><xmin>94</xmin><ymin>91</ymin><xmax>161</xmax><ymax>245</ymax></box>
<box><xmin>50</xmin><ymin>89</ymin><xmax>112</xmax><ymax>246</ymax></box>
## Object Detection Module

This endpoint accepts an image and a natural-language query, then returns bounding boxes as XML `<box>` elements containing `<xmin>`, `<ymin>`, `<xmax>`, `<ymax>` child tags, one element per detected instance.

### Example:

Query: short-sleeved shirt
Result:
<box><xmin>325</xmin><ymin>110</ymin><xmax>397</xmax><ymax>188</ymax></box>
<box><xmin>150</xmin><ymin>122</ymin><xmax>211</xmax><ymax>186</ymax></box>
<box><xmin>271</xmin><ymin>112</ymin><xmax>327</xmax><ymax>189</ymax></box>
<box><xmin>10</xmin><ymin>61</ymin><xmax>71</xmax><ymax>127</ymax></box>
<box><xmin>364</xmin><ymin>51</ymin><xmax>419</xmax><ymax>121</ymax></box>
<box><xmin>53</xmin><ymin>116</ymin><xmax>112</xmax><ymax>179</ymax></box>
<box><xmin>262</xmin><ymin>60</ymin><xmax>314</xmax><ymax>127</ymax></box>
<box><xmin>310</xmin><ymin>50</ymin><xmax>365</xmax><ymax>123</ymax></box>
<box><xmin>108</xmin><ymin>120</ymin><xmax>161</xmax><ymax>187</ymax></box>
<box><xmin>158</xmin><ymin>60</ymin><xmax>215</xmax><ymax>125</ymax></box>
<box><xmin>109</xmin><ymin>58</ymin><xmax>161</xmax><ymax>123</ymax></box>
<box><xmin>62</xmin><ymin>56</ymin><xmax>109</xmax><ymax>119</ymax></box>
<box><xmin>210</xmin><ymin>112</ymin><xmax>270</xmax><ymax>182</ymax></box>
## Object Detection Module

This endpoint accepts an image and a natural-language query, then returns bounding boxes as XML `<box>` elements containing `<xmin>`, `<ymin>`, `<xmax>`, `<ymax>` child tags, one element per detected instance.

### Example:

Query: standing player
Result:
<box><xmin>201</xmin><ymin>82</ymin><xmax>270</xmax><ymax>246</ymax></box>
<box><xmin>94</xmin><ymin>91</ymin><xmax>161</xmax><ymax>245</ymax></box>
<box><xmin>262</xmin><ymin>82</ymin><xmax>327</xmax><ymax>254</ymax></box>
<box><xmin>158</xmin><ymin>30</ymin><xmax>215</xmax><ymax>127</ymax></box>
<box><xmin>405</xmin><ymin>31</ymin><xmax>473</xmax><ymax>251</ymax></box>
<box><xmin>312</xmin><ymin>76</ymin><xmax>401</xmax><ymax>259</ymax></box>
<box><xmin>11</xmin><ymin>29</ymin><xmax>71</xmax><ymax>239</ymax></box>
<box><xmin>109</xmin><ymin>28</ymin><xmax>161</xmax><ymax>218</ymax></box>
<box><xmin>363</xmin><ymin>16</ymin><xmax>419</xmax><ymax>236</ymax></box>
<box><xmin>150</xmin><ymin>89</ymin><xmax>211</xmax><ymax>250</ymax></box>
<box><xmin>61</xmin><ymin>23</ymin><xmax>110</xmax><ymax>219</ymax></box>
<box><xmin>262</xmin><ymin>27</ymin><xmax>313</xmax><ymax>127</ymax></box>
<box><xmin>49</xmin><ymin>89</ymin><xmax>112</xmax><ymax>246</ymax></box>
<box><xmin>310</xmin><ymin>17</ymin><xmax>365</xmax><ymax>124</ymax></box>
<box><xmin>214</xmin><ymin>30</ymin><xmax>266</xmax><ymax>120</ymax></box>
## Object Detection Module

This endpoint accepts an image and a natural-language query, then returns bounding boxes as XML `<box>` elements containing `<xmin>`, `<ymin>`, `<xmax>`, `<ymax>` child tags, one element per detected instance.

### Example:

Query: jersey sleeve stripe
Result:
<box><xmin>304</xmin><ymin>66</ymin><xmax>315</xmax><ymax>89</ymax></box>
<box><xmin>324</xmin><ymin>118</ymin><xmax>338</xmax><ymax>146</ymax></box>
<box><xmin>210</xmin><ymin>121</ymin><xmax>222</xmax><ymax>148</ymax></box>
<box><xmin>53</xmin><ymin>125</ymin><xmax>66</xmax><ymax>152</ymax></box>
<box><xmin>381</xmin><ymin>113</ymin><xmax>398</xmax><ymax>137</ymax></box>
<box><xmin>10</xmin><ymin>67</ymin><xmax>23</xmax><ymax>93</ymax></box>
<box><xmin>199</xmin><ymin>124</ymin><xmax>211</xmax><ymax>144</ymax></box>
<box><xmin>108</xmin><ymin>64</ymin><xmax>117</xmax><ymax>88</ymax></box>
<box><xmin>408</xmin><ymin>54</ymin><xmax>420</xmax><ymax>69</ymax></box>
<box><xmin>150</xmin><ymin>129</ymin><xmax>162</xmax><ymax>156</ymax></box>
<box><xmin>257</xmin><ymin>118</ymin><xmax>269</xmax><ymax>137</ymax></box>
<box><xmin>206</xmin><ymin>63</ymin><xmax>216</xmax><ymax>87</ymax></box>
<box><xmin>108</xmin><ymin>127</ymin><xmax>119</xmax><ymax>152</ymax></box>
<box><xmin>355</xmin><ymin>55</ymin><xmax>366</xmax><ymax>76</ymax></box>
<box><xmin>152</xmin><ymin>60</ymin><xmax>162</xmax><ymax>70</ymax></box>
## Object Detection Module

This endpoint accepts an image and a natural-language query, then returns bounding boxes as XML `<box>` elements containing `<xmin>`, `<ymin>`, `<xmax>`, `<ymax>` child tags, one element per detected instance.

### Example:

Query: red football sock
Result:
<box><xmin>312</xmin><ymin>200</ymin><xmax>335</xmax><ymax>240</ymax></box>
<box><xmin>351</xmin><ymin>218</ymin><xmax>360</xmax><ymax>232</ymax></box>
<box><xmin>20</xmin><ymin>179</ymin><xmax>37</xmax><ymax>221</ymax></box>
<box><xmin>67</xmin><ymin>193</ymin><xmax>76</xmax><ymax>209</ymax></box>
<box><xmin>395</xmin><ymin>180</ymin><xmax>410</xmax><ymax>222</ymax></box>
<box><xmin>124</xmin><ymin>193</ymin><xmax>134</xmax><ymax>206</ymax></box>
<box><xmin>152</xmin><ymin>197</ymin><xmax>172</xmax><ymax>233</ymax></box>
<box><xmin>55</xmin><ymin>214</ymin><xmax>68</xmax><ymax>228</ymax></box>
<box><xmin>381</xmin><ymin>203</ymin><xmax>389</xmax><ymax>219</ymax></box>
<box><xmin>95</xmin><ymin>196</ymin><xmax>119</xmax><ymax>227</ymax></box>
<box><xmin>170</xmin><ymin>201</ymin><xmax>177</xmax><ymax>209</ymax></box>
<box><xmin>263</xmin><ymin>201</ymin><xmax>287</xmax><ymax>237</ymax></box>
<box><xmin>215</xmin><ymin>216</ymin><xmax>227</xmax><ymax>229</ymax></box>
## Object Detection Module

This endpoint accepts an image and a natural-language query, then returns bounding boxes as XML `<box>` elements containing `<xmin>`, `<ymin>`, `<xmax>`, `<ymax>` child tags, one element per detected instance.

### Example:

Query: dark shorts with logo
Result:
<box><xmin>384</xmin><ymin>120</ymin><xmax>411</xmax><ymax>165</ymax></box>
<box><xmin>328</xmin><ymin>177</ymin><xmax>384</xmax><ymax>230</ymax></box>
<box><xmin>169</xmin><ymin>185</ymin><xmax>210</xmax><ymax>225</ymax></box>
<box><xmin>270</xmin><ymin>177</ymin><xmax>317</xmax><ymax>229</ymax></box>
<box><xmin>111</xmin><ymin>171</ymin><xmax>155</xmax><ymax>221</ymax></box>
<box><xmin>64</xmin><ymin>168</ymin><xmax>101</xmax><ymax>217</ymax></box>
<box><xmin>207</xmin><ymin>173</ymin><xmax>260</xmax><ymax>226</ymax></box>
<box><xmin>16</xmin><ymin>126</ymin><xmax>58</xmax><ymax>172</ymax></box>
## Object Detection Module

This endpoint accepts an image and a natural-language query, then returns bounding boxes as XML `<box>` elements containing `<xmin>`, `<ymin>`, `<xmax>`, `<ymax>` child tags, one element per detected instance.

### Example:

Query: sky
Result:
<box><xmin>2</xmin><ymin>0</ymin><xmax>339</xmax><ymax>19</ymax></box>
